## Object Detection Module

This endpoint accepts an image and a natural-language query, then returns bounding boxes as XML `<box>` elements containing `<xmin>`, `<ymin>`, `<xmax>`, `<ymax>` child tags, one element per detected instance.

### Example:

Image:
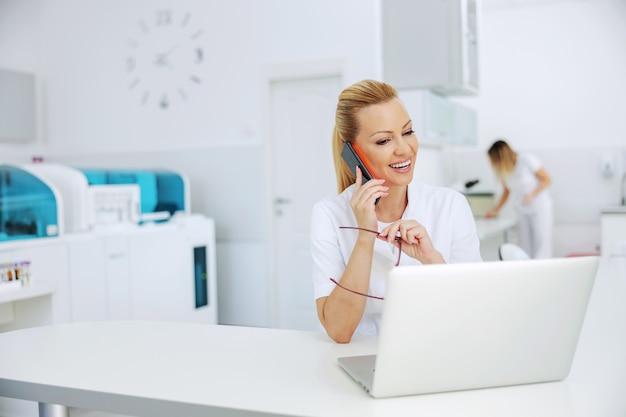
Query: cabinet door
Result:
<box><xmin>601</xmin><ymin>214</ymin><xmax>626</xmax><ymax>256</ymax></box>
<box><xmin>382</xmin><ymin>0</ymin><xmax>479</xmax><ymax>95</ymax></box>
<box><xmin>104</xmin><ymin>235</ymin><xmax>132</xmax><ymax>319</ymax></box>
<box><xmin>454</xmin><ymin>103</ymin><xmax>478</xmax><ymax>145</ymax></box>
<box><xmin>401</xmin><ymin>89</ymin><xmax>477</xmax><ymax>147</ymax></box>
<box><xmin>67</xmin><ymin>236</ymin><xmax>107</xmax><ymax>321</ymax></box>
<box><xmin>463</xmin><ymin>0</ymin><xmax>479</xmax><ymax>91</ymax></box>
<box><xmin>128</xmin><ymin>227</ymin><xmax>188</xmax><ymax>321</ymax></box>
<box><xmin>127</xmin><ymin>222</ymin><xmax>217</xmax><ymax>324</ymax></box>
<box><xmin>425</xmin><ymin>92</ymin><xmax>455</xmax><ymax>142</ymax></box>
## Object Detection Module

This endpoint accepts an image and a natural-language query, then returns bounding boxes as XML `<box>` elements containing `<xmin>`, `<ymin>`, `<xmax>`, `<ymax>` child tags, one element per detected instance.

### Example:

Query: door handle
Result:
<box><xmin>274</xmin><ymin>197</ymin><xmax>291</xmax><ymax>205</ymax></box>
<box><xmin>274</xmin><ymin>197</ymin><xmax>291</xmax><ymax>216</ymax></box>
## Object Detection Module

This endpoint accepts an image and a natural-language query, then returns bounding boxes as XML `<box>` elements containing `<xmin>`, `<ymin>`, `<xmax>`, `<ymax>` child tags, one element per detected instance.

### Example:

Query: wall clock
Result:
<box><xmin>125</xmin><ymin>9</ymin><xmax>205</xmax><ymax>110</ymax></box>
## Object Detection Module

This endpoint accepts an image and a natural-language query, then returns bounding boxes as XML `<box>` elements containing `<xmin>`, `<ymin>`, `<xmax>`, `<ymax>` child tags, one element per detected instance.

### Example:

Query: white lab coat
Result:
<box><xmin>310</xmin><ymin>180</ymin><xmax>482</xmax><ymax>335</ymax></box>
<box><xmin>505</xmin><ymin>152</ymin><xmax>553</xmax><ymax>259</ymax></box>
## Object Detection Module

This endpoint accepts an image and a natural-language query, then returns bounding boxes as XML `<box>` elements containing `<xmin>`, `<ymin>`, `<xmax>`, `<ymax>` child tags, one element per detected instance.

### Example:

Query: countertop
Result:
<box><xmin>602</xmin><ymin>205</ymin><xmax>626</xmax><ymax>214</ymax></box>
<box><xmin>474</xmin><ymin>216</ymin><xmax>517</xmax><ymax>241</ymax></box>
<box><xmin>2</xmin><ymin>257</ymin><xmax>624</xmax><ymax>417</ymax></box>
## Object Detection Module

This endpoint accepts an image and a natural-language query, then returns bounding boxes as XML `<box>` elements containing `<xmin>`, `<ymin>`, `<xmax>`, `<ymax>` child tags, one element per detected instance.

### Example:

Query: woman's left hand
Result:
<box><xmin>377</xmin><ymin>220</ymin><xmax>445</xmax><ymax>264</ymax></box>
<box><xmin>522</xmin><ymin>193</ymin><xmax>534</xmax><ymax>206</ymax></box>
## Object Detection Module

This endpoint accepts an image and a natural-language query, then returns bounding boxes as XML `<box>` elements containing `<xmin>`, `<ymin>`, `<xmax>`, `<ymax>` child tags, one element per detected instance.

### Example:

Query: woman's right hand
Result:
<box><xmin>485</xmin><ymin>209</ymin><xmax>498</xmax><ymax>219</ymax></box>
<box><xmin>350</xmin><ymin>167</ymin><xmax>388</xmax><ymax>229</ymax></box>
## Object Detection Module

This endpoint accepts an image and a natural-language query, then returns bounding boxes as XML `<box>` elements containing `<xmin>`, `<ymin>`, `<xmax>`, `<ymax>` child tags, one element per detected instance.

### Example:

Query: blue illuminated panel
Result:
<box><xmin>193</xmin><ymin>246</ymin><xmax>208</xmax><ymax>308</ymax></box>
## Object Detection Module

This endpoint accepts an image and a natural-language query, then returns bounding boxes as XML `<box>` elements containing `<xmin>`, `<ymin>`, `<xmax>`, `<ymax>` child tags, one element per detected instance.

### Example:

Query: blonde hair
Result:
<box><xmin>487</xmin><ymin>139</ymin><xmax>517</xmax><ymax>181</ymax></box>
<box><xmin>332</xmin><ymin>79</ymin><xmax>398</xmax><ymax>193</ymax></box>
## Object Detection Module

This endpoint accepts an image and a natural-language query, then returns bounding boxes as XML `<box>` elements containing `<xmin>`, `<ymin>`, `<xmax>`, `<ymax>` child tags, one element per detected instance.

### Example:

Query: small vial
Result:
<box><xmin>19</xmin><ymin>261</ymin><xmax>32</xmax><ymax>286</ymax></box>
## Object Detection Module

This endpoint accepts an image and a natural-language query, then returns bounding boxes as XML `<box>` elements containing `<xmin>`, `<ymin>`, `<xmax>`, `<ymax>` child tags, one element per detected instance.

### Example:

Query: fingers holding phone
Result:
<box><xmin>351</xmin><ymin>167</ymin><xmax>388</xmax><ymax>224</ymax></box>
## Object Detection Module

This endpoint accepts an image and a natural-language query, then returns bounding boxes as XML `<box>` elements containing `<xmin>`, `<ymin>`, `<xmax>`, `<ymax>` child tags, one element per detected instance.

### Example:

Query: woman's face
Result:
<box><xmin>354</xmin><ymin>98</ymin><xmax>418</xmax><ymax>187</ymax></box>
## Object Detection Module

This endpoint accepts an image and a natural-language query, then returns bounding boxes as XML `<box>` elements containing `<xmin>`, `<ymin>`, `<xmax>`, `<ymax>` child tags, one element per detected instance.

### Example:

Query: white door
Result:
<box><xmin>270</xmin><ymin>74</ymin><xmax>341</xmax><ymax>330</ymax></box>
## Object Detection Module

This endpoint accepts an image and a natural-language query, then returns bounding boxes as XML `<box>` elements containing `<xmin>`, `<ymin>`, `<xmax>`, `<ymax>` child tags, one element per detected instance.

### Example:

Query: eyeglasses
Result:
<box><xmin>329</xmin><ymin>277</ymin><xmax>384</xmax><ymax>300</ymax></box>
<box><xmin>339</xmin><ymin>226</ymin><xmax>402</xmax><ymax>267</ymax></box>
<box><xmin>327</xmin><ymin>226</ymin><xmax>404</xmax><ymax>301</ymax></box>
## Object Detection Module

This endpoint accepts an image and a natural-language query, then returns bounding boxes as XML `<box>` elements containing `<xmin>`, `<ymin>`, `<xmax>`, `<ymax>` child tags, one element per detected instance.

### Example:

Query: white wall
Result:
<box><xmin>461</xmin><ymin>0</ymin><xmax>626</xmax><ymax>150</ymax></box>
<box><xmin>449</xmin><ymin>0</ymin><xmax>626</xmax><ymax>256</ymax></box>
<box><xmin>1</xmin><ymin>0</ymin><xmax>625</xmax><ymax>325</ymax></box>
<box><xmin>1</xmin><ymin>0</ymin><xmax>381</xmax><ymax>152</ymax></box>
<box><xmin>0</xmin><ymin>0</ymin><xmax>382</xmax><ymax>327</ymax></box>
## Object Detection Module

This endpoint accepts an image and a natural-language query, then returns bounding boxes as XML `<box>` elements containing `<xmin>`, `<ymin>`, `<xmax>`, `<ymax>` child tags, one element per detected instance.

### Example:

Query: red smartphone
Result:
<box><xmin>341</xmin><ymin>141</ymin><xmax>380</xmax><ymax>204</ymax></box>
<box><xmin>341</xmin><ymin>141</ymin><xmax>375</xmax><ymax>183</ymax></box>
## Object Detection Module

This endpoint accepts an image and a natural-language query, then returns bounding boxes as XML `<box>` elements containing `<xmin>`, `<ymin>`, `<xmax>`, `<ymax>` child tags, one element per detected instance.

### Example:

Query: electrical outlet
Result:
<box><xmin>601</xmin><ymin>153</ymin><xmax>614</xmax><ymax>178</ymax></box>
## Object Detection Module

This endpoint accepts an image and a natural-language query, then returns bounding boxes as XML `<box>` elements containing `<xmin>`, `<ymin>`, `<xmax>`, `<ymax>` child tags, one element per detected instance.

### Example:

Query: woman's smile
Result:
<box><xmin>389</xmin><ymin>158</ymin><xmax>412</xmax><ymax>172</ymax></box>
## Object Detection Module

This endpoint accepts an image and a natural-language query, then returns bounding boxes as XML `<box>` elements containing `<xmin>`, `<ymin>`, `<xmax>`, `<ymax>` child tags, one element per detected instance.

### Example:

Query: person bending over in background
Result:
<box><xmin>485</xmin><ymin>139</ymin><xmax>553</xmax><ymax>259</ymax></box>
<box><xmin>310</xmin><ymin>79</ymin><xmax>482</xmax><ymax>344</ymax></box>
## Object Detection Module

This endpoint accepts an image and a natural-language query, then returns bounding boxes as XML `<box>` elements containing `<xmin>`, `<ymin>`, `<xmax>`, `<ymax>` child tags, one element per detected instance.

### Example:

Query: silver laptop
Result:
<box><xmin>338</xmin><ymin>256</ymin><xmax>600</xmax><ymax>398</ymax></box>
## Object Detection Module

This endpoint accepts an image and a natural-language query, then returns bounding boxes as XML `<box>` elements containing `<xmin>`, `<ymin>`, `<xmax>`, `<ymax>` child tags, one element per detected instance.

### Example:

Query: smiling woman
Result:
<box><xmin>310</xmin><ymin>79</ymin><xmax>483</xmax><ymax>344</ymax></box>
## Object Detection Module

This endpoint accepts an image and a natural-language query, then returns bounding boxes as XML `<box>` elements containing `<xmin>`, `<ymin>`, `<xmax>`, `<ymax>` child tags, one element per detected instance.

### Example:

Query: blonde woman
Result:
<box><xmin>486</xmin><ymin>139</ymin><xmax>553</xmax><ymax>259</ymax></box>
<box><xmin>310</xmin><ymin>80</ymin><xmax>482</xmax><ymax>343</ymax></box>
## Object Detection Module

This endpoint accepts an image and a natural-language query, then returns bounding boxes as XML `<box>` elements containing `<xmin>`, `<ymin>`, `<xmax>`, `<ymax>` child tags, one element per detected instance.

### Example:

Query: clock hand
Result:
<box><xmin>154</xmin><ymin>54</ymin><xmax>175</xmax><ymax>69</ymax></box>
<box><xmin>159</xmin><ymin>43</ymin><xmax>180</xmax><ymax>58</ymax></box>
<box><xmin>154</xmin><ymin>43</ymin><xmax>180</xmax><ymax>68</ymax></box>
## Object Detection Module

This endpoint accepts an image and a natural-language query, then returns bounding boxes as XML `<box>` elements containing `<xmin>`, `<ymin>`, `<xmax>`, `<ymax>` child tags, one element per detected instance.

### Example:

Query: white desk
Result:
<box><xmin>1</xmin><ymin>257</ymin><xmax>625</xmax><ymax>417</ymax></box>
<box><xmin>474</xmin><ymin>216</ymin><xmax>517</xmax><ymax>242</ymax></box>
<box><xmin>475</xmin><ymin>216</ymin><xmax>518</xmax><ymax>261</ymax></box>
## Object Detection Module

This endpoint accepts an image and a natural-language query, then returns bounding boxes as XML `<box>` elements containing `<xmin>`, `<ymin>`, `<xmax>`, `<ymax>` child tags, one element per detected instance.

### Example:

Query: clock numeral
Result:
<box><xmin>179</xmin><ymin>89</ymin><xmax>188</xmax><ymax>101</ymax></box>
<box><xmin>195</xmin><ymin>48</ymin><xmax>204</xmax><ymax>64</ymax></box>
<box><xmin>180</xmin><ymin>12</ymin><xmax>191</xmax><ymax>28</ymax></box>
<box><xmin>141</xmin><ymin>91</ymin><xmax>150</xmax><ymax>105</ymax></box>
<box><xmin>159</xmin><ymin>94</ymin><xmax>170</xmax><ymax>109</ymax></box>
<box><xmin>157</xmin><ymin>9</ymin><xmax>172</xmax><ymax>26</ymax></box>
<box><xmin>138</xmin><ymin>20</ymin><xmax>149</xmax><ymax>34</ymax></box>
<box><xmin>128</xmin><ymin>78</ymin><xmax>140</xmax><ymax>90</ymax></box>
<box><xmin>190</xmin><ymin>75</ymin><xmax>202</xmax><ymax>84</ymax></box>
<box><xmin>190</xmin><ymin>29</ymin><xmax>204</xmax><ymax>40</ymax></box>
<box><xmin>126</xmin><ymin>57</ymin><xmax>136</xmax><ymax>73</ymax></box>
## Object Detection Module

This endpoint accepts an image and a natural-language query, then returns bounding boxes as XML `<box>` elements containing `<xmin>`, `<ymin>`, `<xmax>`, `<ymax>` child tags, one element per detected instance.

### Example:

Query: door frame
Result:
<box><xmin>261</xmin><ymin>60</ymin><xmax>345</xmax><ymax>327</ymax></box>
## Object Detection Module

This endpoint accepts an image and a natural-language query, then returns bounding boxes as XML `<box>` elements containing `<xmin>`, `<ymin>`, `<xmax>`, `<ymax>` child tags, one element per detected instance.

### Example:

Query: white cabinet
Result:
<box><xmin>601</xmin><ymin>209</ymin><xmax>626</xmax><ymax>256</ymax></box>
<box><xmin>0</xmin><ymin>68</ymin><xmax>36</xmax><ymax>142</ymax></box>
<box><xmin>103</xmin><ymin>235</ymin><xmax>132</xmax><ymax>319</ymax></box>
<box><xmin>66</xmin><ymin>235</ymin><xmax>108</xmax><ymax>321</ymax></box>
<box><xmin>70</xmin><ymin>216</ymin><xmax>218</xmax><ymax>324</ymax></box>
<box><xmin>0</xmin><ymin>216</ymin><xmax>218</xmax><ymax>334</ymax></box>
<box><xmin>128</xmin><ymin>219</ymin><xmax>217</xmax><ymax>323</ymax></box>
<box><xmin>65</xmin><ymin>233</ymin><xmax>132</xmax><ymax>321</ymax></box>
<box><xmin>382</xmin><ymin>0</ymin><xmax>479</xmax><ymax>95</ymax></box>
<box><xmin>453</xmin><ymin>102</ymin><xmax>478</xmax><ymax>145</ymax></box>
<box><xmin>425</xmin><ymin>92</ymin><xmax>455</xmax><ymax>141</ymax></box>
<box><xmin>0</xmin><ymin>239</ymin><xmax>70</xmax><ymax>331</ymax></box>
<box><xmin>400</xmin><ymin>89</ymin><xmax>477</xmax><ymax>146</ymax></box>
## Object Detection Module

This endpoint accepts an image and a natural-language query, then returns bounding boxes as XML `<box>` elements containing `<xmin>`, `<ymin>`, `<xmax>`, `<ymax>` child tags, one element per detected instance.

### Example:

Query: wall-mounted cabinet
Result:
<box><xmin>401</xmin><ymin>89</ymin><xmax>477</xmax><ymax>147</ymax></box>
<box><xmin>0</xmin><ymin>68</ymin><xmax>36</xmax><ymax>142</ymax></box>
<box><xmin>453</xmin><ymin>101</ymin><xmax>478</xmax><ymax>145</ymax></box>
<box><xmin>382</xmin><ymin>0</ymin><xmax>479</xmax><ymax>95</ymax></box>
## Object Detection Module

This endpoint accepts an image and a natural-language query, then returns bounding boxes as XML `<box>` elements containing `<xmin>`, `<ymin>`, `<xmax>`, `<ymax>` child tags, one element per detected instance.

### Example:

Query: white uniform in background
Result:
<box><xmin>506</xmin><ymin>152</ymin><xmax>553</xmax><ymax>259</ymax></box>
<box><xmin>310</xmin><ymin>180</ymin><xmax>482</xmax><ymax>336</ymax></box>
